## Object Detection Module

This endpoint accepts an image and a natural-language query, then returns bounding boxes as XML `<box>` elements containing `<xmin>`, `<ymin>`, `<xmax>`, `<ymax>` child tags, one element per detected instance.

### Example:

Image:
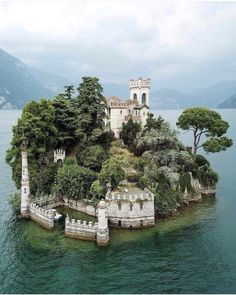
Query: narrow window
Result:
<box><xmin>118</xmin><ymin>220</ymin><xmax>121</xmax><ymax>227</ymax></box>
<box><xmin>135</xmin><ymin>110</ymin><xmax>137</xmax><ymax>115</ymax></box>
<box><xmin>120</xmin><ymin>110</ymin><xmax>122</xmax><ymax>115</ymax></box>
<box><xmin>143</xmin><ymin>112</ymin><xmax>145</xmax><ymax>116</ymax></box>
<box><xmin>140</xmin><ymin>220</ymin><xmax>143</xmax><ymax>226</ymax></box>
<box><xmin>130</xmin><ymin>225</ymin><xmax>133</xmax><ymax>230</ymax></box>
<box><xmin>118</xmin><ymin>203</ymin><xmax>121</xmax><ymax>210</ymax></box>
<box><xmin>140</xmin><ymin>203</ymin><xmax>143</xmax><ymax>210</ymax></box>
<box><xmin>130</xmin><ymin>204</ymin><xmax>133</xmax><ymax>211</ymax></box>
<box><xmin>133</xmin><ymin>93</ymin><xmax>137</xmax><ymax>100</ymax></box>
<box><xmin>24</xmin><ymin>188</ymin><xmax>27</xmax><ymax>193</ymax></box>
<box><xmin>142</xmin><ymin>93</ymin><xmax>146</xmax><ymax>104</ymax></box>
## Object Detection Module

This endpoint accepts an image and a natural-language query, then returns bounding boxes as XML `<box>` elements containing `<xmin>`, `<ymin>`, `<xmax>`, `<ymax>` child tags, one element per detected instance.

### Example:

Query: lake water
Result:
<box><xmin>0</xmin><ymin>109</ymin><xmax>236</xmax><ymax>293</ymax></box>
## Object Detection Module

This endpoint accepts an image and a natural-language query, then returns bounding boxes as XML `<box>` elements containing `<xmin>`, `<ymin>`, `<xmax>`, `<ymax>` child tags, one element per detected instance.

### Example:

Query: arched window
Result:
<box><xmin>142</xmin><ymin>93</ymin><xmax>146</xmax><ymax>104</ymax></box>
<box><xmin>133</xmin><ymin>93</ymin><xmax>137</xmax><ymax>100</ymax></box>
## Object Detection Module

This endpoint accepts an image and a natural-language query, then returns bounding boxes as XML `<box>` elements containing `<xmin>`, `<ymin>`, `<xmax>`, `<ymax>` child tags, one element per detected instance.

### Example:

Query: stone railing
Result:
<box><xmin>32</xmin><ymin>195</ymin><xmax>62</xmax><ymax>209</ymax></box>
<box><xmin>29</xmin><ymin>203</ymin><xmax>55</xmax><ymax>229</ymax></box>
<box><xmin>106</xmin><ymin>188</ymin><xmax>154</xmax><ymax>203</ymax></box>
<box><xmin>65</xmin><ymin>216</ymin><xmax>98</xmax><ymax>240</ymax></box>
<box><xmin>63</xmin><ymin>198</ymin><xmax>96</xmax><ymax>216</ymax></box>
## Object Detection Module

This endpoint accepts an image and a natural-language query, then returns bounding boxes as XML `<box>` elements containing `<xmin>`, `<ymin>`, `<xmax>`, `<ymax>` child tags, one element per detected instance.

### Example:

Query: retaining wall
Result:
<box><xmin>29</xmin><ymin>203</ymin><xmax>55</xmax><ymax>229</ymax></box>
<box><xmin>63</xmin><ymin>198</ymin><xmax>96</xmax><ymax>216</ymax></box>
<box><xmin>65</xmin><ymin>217</ymin><xmax>98</xmax><ymax>240</ymax></box>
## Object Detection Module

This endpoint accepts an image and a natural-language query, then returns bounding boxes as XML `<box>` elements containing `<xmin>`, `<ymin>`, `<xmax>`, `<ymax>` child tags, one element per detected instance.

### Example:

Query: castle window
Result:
<box><xmin>140</xmin><ymin>203</ymin><xmax>143</xmax><ymax>210</ymax></box>
<box><xmin>118</xmin><ymin>220</ymin><xmax>121</xmax><ymax>227</ymax></box>
<box><xmin>118</xmin><ymin>203</ymin><xmax>121</xmax><ymax>210</ymax></box>
<box><xmin>140</xmin><ymin>220</ymin><xmax>143</xmax><ymax>226</ymax></box>
<box><xmin>130</xmin><ymin>204</ymin><xmax>133</xmax><ymax>211</ymax></box>
<box><xmin>142</xmin><ymin>93</ymin><xmax>146</xmax><ymax>104</ymax></box>
<box><xmin>24</xmin><ymin>188</ymin><xmax>27</xmax><ymax>193</ymax></box>
<box><xmin>120</xmin><ymin>110</ymin><xmax>122</xmax><ymax>115</ymax></box>
<box><xmin>133</xmin><ymin>93</ymin><xmax>137</xmax><ymax>100</ymax></box>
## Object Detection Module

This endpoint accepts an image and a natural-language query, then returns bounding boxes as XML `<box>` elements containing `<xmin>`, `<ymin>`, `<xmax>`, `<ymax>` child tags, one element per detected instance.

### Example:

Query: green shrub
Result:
<box><xmin>126</xmin><ymin>171</ymin><xmax>142</xmax><ymax>183</ymax></box>
<box><xmin>9</xmin><ymin>192</ymin><xmax>21</xmax><ymax>214</ymax></box>
<box><xmin>76</xmin><ymin>145</ymin><xmax>108</xmax><ymax>172</ymax></box>
<box><xmin>179</xmin><ymin>172</ymin><xmax>192</xmax><ymax>192</ymax></box>
<box><xmin>195</xmin><ymin>154</ymin><xmax>210</xmax><ymax>167</ymax></box>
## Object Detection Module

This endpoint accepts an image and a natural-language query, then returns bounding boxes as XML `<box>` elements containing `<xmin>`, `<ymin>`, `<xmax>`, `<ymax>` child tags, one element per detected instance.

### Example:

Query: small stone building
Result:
<box><xmin>105</xmin><ymin>187</ymin><xmax>155</xmax><ymax>229</ymax></box>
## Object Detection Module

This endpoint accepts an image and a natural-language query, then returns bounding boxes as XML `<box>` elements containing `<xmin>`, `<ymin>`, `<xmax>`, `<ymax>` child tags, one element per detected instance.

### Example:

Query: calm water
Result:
<box><xmin>0</xmin><ymin>109</ymin><xmax>236</xmax><ymax>294</ymax></box>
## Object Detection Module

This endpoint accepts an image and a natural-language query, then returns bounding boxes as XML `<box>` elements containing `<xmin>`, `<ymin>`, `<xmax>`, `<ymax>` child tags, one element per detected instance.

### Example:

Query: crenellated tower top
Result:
<box><xmin>129</xmin><ymin>78</ymin><xmax>151</xmax><ymax>107</ymax></box>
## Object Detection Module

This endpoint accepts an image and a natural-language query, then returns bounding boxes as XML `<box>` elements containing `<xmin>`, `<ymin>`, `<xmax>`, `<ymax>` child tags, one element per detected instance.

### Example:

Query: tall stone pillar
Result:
<box><xmin>96</xmin><ymin>199</ymin><xmax>109</xmax><ymax>246</ymax></box>
<box><xmin>20</xmin><ymin>137</ymin><xmax>30</xmax><ymax>217</ymax></box>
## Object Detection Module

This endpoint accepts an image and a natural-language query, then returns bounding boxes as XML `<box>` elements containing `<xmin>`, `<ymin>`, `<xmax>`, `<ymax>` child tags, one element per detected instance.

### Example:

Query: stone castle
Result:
<box><xmin>106</xmin><ymin>78</ymin><xmax>151</xmax><ymax>137</ymax></box>
<box><xmin>19</xmin><ymin>78</ymin><xmax>155</xmax><ymax>247</ymax></box>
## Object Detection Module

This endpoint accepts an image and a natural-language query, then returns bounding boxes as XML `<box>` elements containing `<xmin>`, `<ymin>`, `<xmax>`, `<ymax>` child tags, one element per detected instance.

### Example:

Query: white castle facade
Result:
<box><xmin>106</xmin><ymin>78</ymin><xmax>151</xmax><ymax>137</ymax></box>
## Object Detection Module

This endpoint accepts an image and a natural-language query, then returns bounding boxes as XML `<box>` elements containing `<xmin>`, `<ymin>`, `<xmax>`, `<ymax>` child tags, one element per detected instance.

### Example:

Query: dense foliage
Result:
<box><xmin>120</xmin><ymin>118</ymin><xmax>141</xmax><ymax>148</ymax></box>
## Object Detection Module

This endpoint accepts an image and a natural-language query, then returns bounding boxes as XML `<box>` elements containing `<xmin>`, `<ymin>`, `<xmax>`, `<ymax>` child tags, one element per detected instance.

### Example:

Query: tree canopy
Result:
<box><xmin>75</xmin><ymin>77</ymin><xmax>107</xmax><ymax>144</ymax></box>
<box><xmin>120</xmin><ymin>118</ymin><xmax>141</xmax><ymax>147</ymax></box>
<box><xmin>176</xmin><ymin>107</ymin><xmax>233</xmax><ymax>154</ymax></box>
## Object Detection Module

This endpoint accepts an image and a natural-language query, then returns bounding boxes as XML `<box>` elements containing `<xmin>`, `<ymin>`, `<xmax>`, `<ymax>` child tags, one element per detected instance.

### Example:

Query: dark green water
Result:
<box><xmin>0</xmin><ymin>109</ymin><xmax>236</xmax><ymax>294</ymax></box>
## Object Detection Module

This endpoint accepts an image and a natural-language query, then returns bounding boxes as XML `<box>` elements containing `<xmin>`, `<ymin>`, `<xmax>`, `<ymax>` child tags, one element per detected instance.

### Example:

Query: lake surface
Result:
<box><xmin>0</xmin><ymin>109</ymin><xmax>236</xmax><ymax>294</ymax></box>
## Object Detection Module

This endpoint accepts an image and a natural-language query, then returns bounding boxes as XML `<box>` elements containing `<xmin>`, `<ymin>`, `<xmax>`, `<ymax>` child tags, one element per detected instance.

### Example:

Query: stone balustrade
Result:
<box><xmin>63</xmin><ymin>198</ymin><xmax>96</xmax><ymax>216</ymax></box>
<box><xmin>32</xmin><ymin>195</ymin><xmax>62</xmax><ymax>209</ymax></box>
<box><xmin>106</xmin><ymin>188</ymin><xmax>154</xmax><ymax>203</ymax></box>
<box><xmin>65</xmin><ymin>216</ymin><xmax>98</xmax><ymax>240</ymax></box>
<box><xmin>29</xmin><ymin>203</ymin><xmax>55</xmax><ymax>229</ymax></box>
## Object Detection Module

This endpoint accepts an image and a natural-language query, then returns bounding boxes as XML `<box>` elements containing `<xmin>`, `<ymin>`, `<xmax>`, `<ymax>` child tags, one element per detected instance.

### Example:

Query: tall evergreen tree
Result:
<box><xmin>75</xmin><ymin>77</ymin><xmax>107</xmax><ymax>143</ymax></box>
<box><xmin>63</xmin><ymin>85</ymin><xmax>74</xmax><ymax>100</ymax></box>
<box><xmin>52</xmin><ymin>95</ymin><xmax>77</xmax><ymax>148</ymax></box>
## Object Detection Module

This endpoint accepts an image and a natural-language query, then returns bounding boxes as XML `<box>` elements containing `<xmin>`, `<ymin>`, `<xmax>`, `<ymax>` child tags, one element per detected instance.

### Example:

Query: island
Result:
<box><xmin>6</xmin><ymin>77</ymin><xmax>232</xmax><ymax>246</ymax></box>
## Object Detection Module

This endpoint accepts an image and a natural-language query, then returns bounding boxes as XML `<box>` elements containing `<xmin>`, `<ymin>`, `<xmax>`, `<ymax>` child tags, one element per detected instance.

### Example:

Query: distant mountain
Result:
<box><xmin>0</xmin><ymin>48</ymin><xmax>69</xmax><ymax>109</ymax></box>
<box><xmin>30</xmin><ymin>68</ymin><xmax>70</xmax><ymax>94</ymax></box>
<box><xmin>150</xmin><ymin>89</ymin><xmax>194</xmax><ymax>109</ymax></box>
<box><xmin>151</xmin><ymin>81</ymin><xmax>236</xmax><ymax>110</ymax></box>
<box><xmin>2</xmin><ymin>46</ymin><xmax>236</xmax><ymax>110</ymax></box>
<box><xmin>218</xmin><ymin>93</ymin><xmax>236</xmax><ymax>108</ymax></box>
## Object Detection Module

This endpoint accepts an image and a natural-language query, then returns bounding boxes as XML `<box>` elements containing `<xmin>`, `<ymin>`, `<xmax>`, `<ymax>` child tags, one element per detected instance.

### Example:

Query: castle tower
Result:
<box><xmin>129</xmin><ymin>77</ymin><xmax>151</xmax><ymax>107</ymax></box>
<box><xmin>54</xmin><ymin>149</ymin><xmax>65</xmax><ymax>165</ymax></box>
<box><xmin>96</xmin><ymin>199</ymin><xmax>109</xmax><ymax>246</ymax></box>
<box><xmin>20</xmin><ymin>137</ymin><xmax>30</xmax><ymax>217</ymax></box>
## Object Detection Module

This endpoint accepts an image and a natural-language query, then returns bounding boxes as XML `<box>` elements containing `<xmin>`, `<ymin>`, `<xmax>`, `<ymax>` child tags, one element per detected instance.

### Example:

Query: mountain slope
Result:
<box><xmin>0</xmin><ymin>48</ymin><xmax>68</xmax><ymax>109</ymax></box>
<box><xmin>30</xmin><ymin>68</ymin><xmax>70</xmax><ymax>93</ymax></box>
<box><xmin>218</xmin><ymin>93</ymin><xmax>236</xmax><ymax>108</ymax></box>
<box><xmin>151</xmin><ymin>81</ymin><xmax>236</xmax><ymax>110</ymax></box>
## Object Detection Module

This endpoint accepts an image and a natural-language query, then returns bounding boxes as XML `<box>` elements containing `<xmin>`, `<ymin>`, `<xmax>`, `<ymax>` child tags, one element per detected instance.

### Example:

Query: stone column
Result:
<box><xmin>20</xmin><ymin>137</ymin><xmax>30</xmax><ymax>217</ymax></box>
<box><xmin>96</xmin><ymin>199</ymin><xmax>109</xmax><ymax>246</ymax></box>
